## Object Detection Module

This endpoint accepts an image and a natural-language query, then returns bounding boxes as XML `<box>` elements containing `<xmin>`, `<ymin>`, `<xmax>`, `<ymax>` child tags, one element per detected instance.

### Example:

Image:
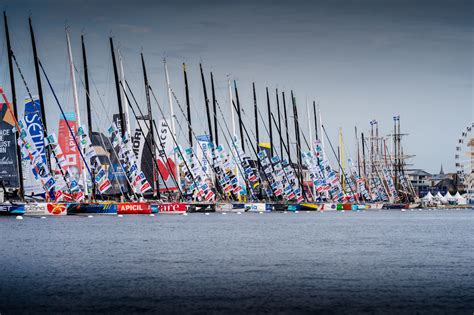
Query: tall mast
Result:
<box><xmin>109</xmin><ymin>37</ymin><xmax>125</xmax><ymax>136</ymax></box>
<box><xmin>29</xmin><ymin>16</ymin><xmax>51</xmax><ymax>171</ymax></box>
<box><xmin>234</xmin><ymin>80</ymin><xmax>244</xmax><ymax>151</ymax></box>
<box><xmin>199</xmin><ymin>63</ymin><xmax>213</xmax><ymax>141</ymax></box>
<box><xmin>4</xmin><ymin>11</ymin><xmax>24</xmax><ymax>198</ymax></box>
<box><xmin>339</xmin><ymin>127</ymin><xmax>345</xmax><ymax>192</ymax></box>
<box><xmin>228</xmin><ymin>78</ymin><xmax>236</xmax><ymax>137</ymax></box>
<box><xmin>313</xmin><ymin>101</ymin><xmax>318</xmax><ymax>141</ymax></box>
<box><xmin>266</xmin><ymin>87</ymin><xmax>273</xmax><ymax>157</ymax></box>
<box><xmin>307</xmin><ymin>99</ymin><xmax>313</xmax><ymax>151</ymax></box>
<box><xmin>252</xmin><ymin>82</ymin><xmax>259</xmax><ymax>153</ymax></box>
<box><xmin>361</xmin><ymin>132</ymin><xmax>367</xmax><ymax>177</ymax></box>
<box><xmin>355</xmin><ymin>126</ymin><xmax>361</xmax><ymax>177</ymax></box>
<box><xmin>211</xmin><ymin>72</ymin><xmax>218</xmax><ymax>146</ymax></box>
<box><xmin>118</xmin><ymin>49</ymin><xmax>131</xmax><ymax>136</ymax></box>
<box><xmin>318</xmin><ymin>106</ymin><xmax>325</xmax><ymax>152</ymax></box>
<box><xmin>276</xmin><ymin>89</ymin><xmax>283</xmax><ymax>158</ymax></box>
<box><xmin>81</xmin><ymin>35</ymin><xmax>92</xmax><ymax>137</ymax></box>
<box><xmin>81</xmin><ymin>33</ymin><xmax>95</xmax><ymax>199</ymax></box>
<box><xmin>141</xmin><ymin>53</ymin><xmax>159</xmax><ymax>198</ymax></box>
<box><xmin>66</xmin><ymin>28</ymin><xmax>88</xmax><ymax>196</ymax></box>
<box><xmin>282</xmin><ymin>91</ymin><xmax>290</xmax><ymax>161</ymax></box>
<box><xmin>183</xmin><ymin>63</ymin><xmax>192</xmax><ymax>147</ymax></box>
<box><xmin>292</xmin><ymin>91</ymin><xmax>303</xmax><ymax>185</ymax></box>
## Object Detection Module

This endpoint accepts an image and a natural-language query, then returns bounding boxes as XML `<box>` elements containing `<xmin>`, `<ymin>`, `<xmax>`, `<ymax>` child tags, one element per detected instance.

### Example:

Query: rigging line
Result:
<box><xmin>232</xmin><ymin>106</ymin><xmax>274</xmax><ymax>199</ymax></box>
<box><xmin>214</xmin><ymin>99</ymin><xmax>261</xmax><ymax>200</ymax></box>
<box><xmin>227</xmin><ymin>101</ymin><xmax>275</xmax><ymax>200</ymax></box>
<box><xmin>72</xmin><ymin>59</ymin><xmax>133</xmax><ymax>199</ymax></box>
<box><xmin>38</xmin><ymin>60</ymin><xmax>94</xmax><ymax>179</ymax></box>
<box><xmin>123</xmin><ymin>80</ymin><xmax>182</xmax><ymax>198</ymax></box>
<box><xmin>171</xmin><ymin>116</ymin><xmax>230</xmax><ymax>202</ymax></box>
<box><xmin>71</xmin><ymin>62</ymin><xmax>134</xmax><ymax>200</ymax></box>
<box><xmin>120</xmin><ymin>82</ymin><xmax>175</xmax><ymax>199</ymax></box>
<box><xmin>201</xmin><ymin>88</ymin><xmax>259</xmax><ymax>200</ymax></box>
<box><xmin>152</xmin><ymin>86</ymin><xmax>228</xmax><ymax>201</ymax></box>
<box><xmin>271</xmin><ymin>113</ymin><xmax>314</xmax><ymax>202</ymax></box>
<box><xmin>214</xmin><ymin>93</ymin><xmax>273</xmax><ymax>198</ymax></box>
<box><xmin>10</xmin><ymin>53</ymin><xmax>75</xmax><ymax>197</ymax></box>
<box><xmin>167</xmin><ymin>84</ymin><xmax>245</xmax><ymax>201</ymax></box>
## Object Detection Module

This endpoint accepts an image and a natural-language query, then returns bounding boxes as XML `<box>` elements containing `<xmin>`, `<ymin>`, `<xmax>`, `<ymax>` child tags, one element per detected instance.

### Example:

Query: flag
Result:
<box><xmin>98</xmin><ymin>179</ymin><xmax>112</xmax><ymax>193</ymax></box>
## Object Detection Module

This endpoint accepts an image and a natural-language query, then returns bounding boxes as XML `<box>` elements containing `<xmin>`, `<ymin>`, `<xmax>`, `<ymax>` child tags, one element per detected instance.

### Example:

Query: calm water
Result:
<box><xmin>0</xmin><ymin>209</ymin><xmax>473</xmax><ymax>314</ymax></box>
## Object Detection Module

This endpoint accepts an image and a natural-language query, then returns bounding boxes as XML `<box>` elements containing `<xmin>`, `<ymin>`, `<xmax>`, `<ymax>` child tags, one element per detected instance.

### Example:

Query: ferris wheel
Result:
<box><xmin>455</xmin><ymin>122</ymin><xmax>473</xmax><ymax>203</ymax></box>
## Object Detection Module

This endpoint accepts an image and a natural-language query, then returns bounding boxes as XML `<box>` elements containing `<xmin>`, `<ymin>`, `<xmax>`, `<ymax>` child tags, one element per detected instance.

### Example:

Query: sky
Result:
<box><xmin>1</xmin><ymin>0</ymin><xmax>472</xmax><ymax>174</ymax></box>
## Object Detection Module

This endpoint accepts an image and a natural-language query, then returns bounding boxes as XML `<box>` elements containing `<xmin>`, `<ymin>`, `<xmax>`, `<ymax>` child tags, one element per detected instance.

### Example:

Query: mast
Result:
<box><xmin>313</xmin><ymin>101</ymin><xmax>318</xmax><ymax>141</ymax></box>
<box><xmin>29</xmin><ymin>16</ymin><xmax>51</xmax><ymax>171</ymax></box>
<box><xmin>234</xmin><ymin>81</ymin><xmax>244</xmax><ymax>151</ymax></box>
<box><xmin>199</xmin><ymin>63</ymin><xmax>213</xmax><ymax>141</ymax></box>
<box><xmin>81</xmin><ymin>34</ymin><xmax>95</xmax><ymax>199</ymax></box>
<box><xmin>228</xmin><ymin>79</ymin><xmax>236</xmax><ymax>137</ymax></box>
<box><xmin>66</xmin><ymin>28</ymin><xmax>88</xmax><ymax>197</ymax></box>
<box><xmin>81</xmin><ymin>35</ymin><xmax>92</xmax><ymax>137</ymax></box>
<box><xmin>291</xmin><ymin>91</ymin><xmax>303</xmax><ymax>188</ymax></box>
<box><xmin>141</xmin><ymin>53</ymin><xmax>159</xmax><ymax>199</ymax></box>
<box><xmin>253</xmin><ymin>82</ymin><xmax>259</xmax><ymax>153</ymax></box>
<box><xmin>276</xmin><ymin>89</ymin><xmax>283</xmax><ymax>158</ymax></box>
<box><xmin>266</xmin><ymin>87</ymin><xmax>273</xmax><ymax>157</ymax></box>
<box><xmin>211</xmin><ymin>72</ymin><xmax>219</xmax><ymax>146</ymax></box>
<box><xmin>109</xmin><ymin>37</ymin><xmax>125</xmax><ymax>136</ymax></box>
<box><xmin>339</xmin><ymin>127</ymin><xmax>345</xmax><ymax>192</ymax></box>
<box><xmin>355</xmin><ymin>126</ymin><xmax>361</xmax><ymax>177</ymax></box>
<box><xmin>307</xmin><ymin>99</ymin><xmax>313</xmax><ymax>151</ymax></box>
<box><xmin>4</xmin><ymin>11</ymin><xmax>24</xmax><ymax>198</ymax></box>
<box><xmin>118</xmin><ymin>49</ymin><xmax>131</xmax><ymax>136</ymax></box>
<box><xmin>318</xmin><ymin>106</ymin><xmax>325</xmax><ymax>152</ymax></box>
<box><xmin>183</xmin><ymin>63</ymin><xmax>193</xmax><ymax>147</ymax></box>
<box><xmin>361</xmin><ymin>132</ymin><xmax>366</xmax><ymax>177</ymax></box>
<box><xmin>282</xmin><ymin>91</ymin><xmax>290</xmax><ymax>161</ymax></box>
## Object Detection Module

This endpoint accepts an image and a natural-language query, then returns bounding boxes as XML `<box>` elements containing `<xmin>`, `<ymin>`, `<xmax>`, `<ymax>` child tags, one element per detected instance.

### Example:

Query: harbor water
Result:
<box><xmin>0</xmin><ymin>209</ymin><xmax>473</xmax><ymax>313</ymax></box>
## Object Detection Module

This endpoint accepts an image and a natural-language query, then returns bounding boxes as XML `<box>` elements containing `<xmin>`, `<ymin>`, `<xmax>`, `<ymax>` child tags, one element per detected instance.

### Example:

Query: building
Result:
<box><xmin>408</xmin><ymin>165</ymin><xmax>461</xmax><ymax>197</ymax></box>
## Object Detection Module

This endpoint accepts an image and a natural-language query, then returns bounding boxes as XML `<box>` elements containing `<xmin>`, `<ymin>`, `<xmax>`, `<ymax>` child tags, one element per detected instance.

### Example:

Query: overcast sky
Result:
<box><xmin>1</xmin><ymin>0</ymin><xmax>472</xmax><ymax>173</ymax></box>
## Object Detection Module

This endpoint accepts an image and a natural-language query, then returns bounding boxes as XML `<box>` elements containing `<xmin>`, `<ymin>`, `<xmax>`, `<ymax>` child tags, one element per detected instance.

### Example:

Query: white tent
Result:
<box><xmin>454</xmin><ymin>192</ymin><xmax>467</xmax><ymax>205</ymax></box>
<box><xmin>422</xmin><ymin>191</ymin><xmax>433</xmax><ymax>201</ymax></box>
<box><xmin>443</xmin><ymin>192</ymin><xmax>456</xmax><ymax>204</ymax></box>
<box><xmin>435</xmin><ymin>192</ymin><xmax>444</xmax><ymax>202</ymax></box>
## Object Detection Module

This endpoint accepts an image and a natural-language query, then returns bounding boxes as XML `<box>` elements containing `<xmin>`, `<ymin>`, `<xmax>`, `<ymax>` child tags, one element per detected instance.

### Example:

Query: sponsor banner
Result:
<box><xmin>195</xmin><ymin>134</ymin><xmax>212</xmax><ymax>179</ymax></box>
<box><xmin>0</xmin><ymin>204</ymin><xmax>25</xmax><ymax>215</ymax></box>
<box><xmin>117</xmin><ymin>202</ymin><xmax>151</xmax><ymax>214</ymax></box>
<box><xmin>22</xmin><ymin>98</ymin><xmax>46</xmax><ymax>196</ymax></box>
<box><xmin>158</xmin><ymin>202</ymin><xmax>187</xmax><ymax>213</ymax></box>
<box><xmin>0</xmin><ymin>102</ymin><xmax>19</xmax><ymax>188</ymax></box>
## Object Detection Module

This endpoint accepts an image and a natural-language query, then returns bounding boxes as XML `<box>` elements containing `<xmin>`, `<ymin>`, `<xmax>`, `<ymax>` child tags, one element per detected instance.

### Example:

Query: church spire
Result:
<box><xmin>440</xmin><ymin>164</ymin><xmax>444</xmax><ymax>175</ymax></box>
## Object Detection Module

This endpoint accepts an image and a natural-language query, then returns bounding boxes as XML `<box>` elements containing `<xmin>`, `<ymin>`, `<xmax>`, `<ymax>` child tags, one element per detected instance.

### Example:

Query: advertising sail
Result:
<box><xmin>57</xmin><ymin>112</ymin><xmax>83</xmax><ymax>190</ymax></box>
<box><xmin>156</xmin><ymin>118</ymin><xmax>177</xmax><ymax>191</ymax></box>
<box><xmin>22</xmin><ymin>98</ymin><xmax>46</xmax><ymax>196</ymax></box>
<box><xmin>0</xmin><ymin>102</ymin><xmax>19</xmax><ymax>188</ymax></box>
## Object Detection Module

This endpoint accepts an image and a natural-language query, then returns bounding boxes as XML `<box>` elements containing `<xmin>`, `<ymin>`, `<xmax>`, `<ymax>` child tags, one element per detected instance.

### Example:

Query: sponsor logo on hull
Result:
<box><xmin>0</xmin><ymin>204</ymin><xmax>25</xmax><ymax>215</ymax></box>
<box><xmin>25</xmin><ymin>203</ymin><xmax>67</xmax><ymax>215</ymax></box>
<box><xmin>117</xmin><ymin>202</ymin><xmax>151</xmax><ymax>214</ymax></box>
<box><xmin>67</xmin><ymin>203</ymin><xmax>117</xmax><ymax>214</ymax></box>
<box><xmin>158</xmin><ymin>203</ymin><xmax>187</xmax><ymax>213</ymax></box>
